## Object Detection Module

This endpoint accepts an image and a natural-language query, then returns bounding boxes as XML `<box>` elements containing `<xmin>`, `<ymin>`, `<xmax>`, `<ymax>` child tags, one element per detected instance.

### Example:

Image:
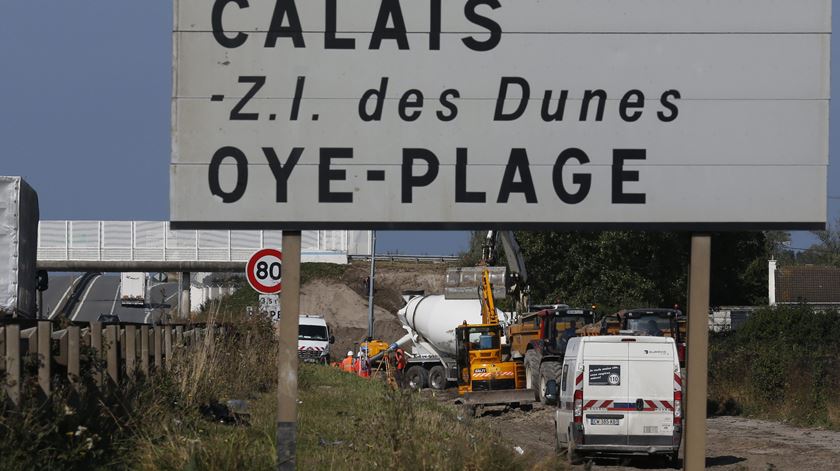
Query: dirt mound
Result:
<box><xmin>300</xmin><ymin>261</ymin><xmax>450</xmax><ymax>357</ymax></box>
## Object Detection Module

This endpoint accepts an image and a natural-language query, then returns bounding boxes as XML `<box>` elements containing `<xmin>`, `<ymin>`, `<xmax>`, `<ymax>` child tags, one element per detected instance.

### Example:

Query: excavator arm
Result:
<box><xmin>479</xmin><ymin>268</ymin><xmax>499</xmax><ymax>325</ymax></box>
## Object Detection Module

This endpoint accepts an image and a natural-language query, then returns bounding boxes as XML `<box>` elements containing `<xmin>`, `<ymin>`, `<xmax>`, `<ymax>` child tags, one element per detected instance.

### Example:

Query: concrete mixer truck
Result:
<box><xmin>389</xmin><ymin>293</ymin><xmax>486</xmax><ymax>390</ymax></box>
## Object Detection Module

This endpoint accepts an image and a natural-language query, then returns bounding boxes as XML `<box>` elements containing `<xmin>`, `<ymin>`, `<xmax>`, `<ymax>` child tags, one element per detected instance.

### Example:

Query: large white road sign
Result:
<box><xmin>171</xmin><ymin>0</ymin><xmax>830</xmax><ymax>230</ymax></box>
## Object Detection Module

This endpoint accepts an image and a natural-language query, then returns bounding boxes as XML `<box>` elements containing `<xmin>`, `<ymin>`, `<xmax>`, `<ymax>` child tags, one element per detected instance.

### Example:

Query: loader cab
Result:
<box><xmin>455</xmin><ymin>323</ymin><xmax>504</xmax><ymax>390</ymax></box>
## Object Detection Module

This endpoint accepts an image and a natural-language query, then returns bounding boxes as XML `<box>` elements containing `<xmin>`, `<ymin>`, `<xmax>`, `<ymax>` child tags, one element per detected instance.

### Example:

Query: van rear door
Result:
<box><xmin>582</xmin><ymin>340</ymin><xmax>629</xmax><ymax>441</ymax></box>
<box><xmin>626</xmin><ymin>340</ymin><xmax>676</xmax><ymax>445</ymax></box>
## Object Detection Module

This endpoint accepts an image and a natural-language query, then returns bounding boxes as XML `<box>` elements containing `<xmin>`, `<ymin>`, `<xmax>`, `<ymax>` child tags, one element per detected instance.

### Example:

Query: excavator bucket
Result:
<box><xmin>444</xmin><ymin>266</ymin><xmax>507</xmax><ymax>300</ymax></box>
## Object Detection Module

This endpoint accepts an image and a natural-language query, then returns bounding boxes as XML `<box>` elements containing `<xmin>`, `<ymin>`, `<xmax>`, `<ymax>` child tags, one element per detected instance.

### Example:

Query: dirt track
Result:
<box><xmin>472</xmin><ymin>401</ymin><xmax>840</xmax><ymax>470</ymax></box>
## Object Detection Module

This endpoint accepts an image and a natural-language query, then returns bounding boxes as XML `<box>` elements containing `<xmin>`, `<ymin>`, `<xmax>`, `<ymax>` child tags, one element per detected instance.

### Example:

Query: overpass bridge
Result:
<box><xmin>35</xmin><ymin>221</ymin><xmax>372</xmax><ymax>319</ymax></box>
<box><xmin>36</xmin><ymin>221</ymin><xmax>371</xmax><ymax>272</ymax></box>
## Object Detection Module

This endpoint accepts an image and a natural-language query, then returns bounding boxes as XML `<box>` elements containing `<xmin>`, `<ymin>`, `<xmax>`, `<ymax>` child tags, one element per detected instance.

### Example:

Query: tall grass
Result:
<box><xmin>3</xmin><ymin>314</ymin><xmax>556</xmax><ymax>470</ymax></box>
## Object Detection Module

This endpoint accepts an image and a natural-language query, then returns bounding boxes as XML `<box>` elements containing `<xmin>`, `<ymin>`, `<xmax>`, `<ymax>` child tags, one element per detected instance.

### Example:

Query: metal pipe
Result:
<box><xmin>38</xmin><ymin>260</ymin><xmax>246</xmax><ymax>272</ymax></box>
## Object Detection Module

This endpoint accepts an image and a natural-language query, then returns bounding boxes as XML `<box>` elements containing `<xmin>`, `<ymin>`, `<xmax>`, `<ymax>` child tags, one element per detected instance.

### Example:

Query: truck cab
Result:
<box><xmin>554</xmin><ymin>335</ymin><xmax>682</xmax><ymax>465</ymax></box>
<box><xmin>297</xmin><ymin>314</ymin><xmax>335</xmax><ymax>364</ymax></box>
<box><xmin>617</xmin><ymin>309</ymin><xmax>686</xmax><ymax>366</ymax></box>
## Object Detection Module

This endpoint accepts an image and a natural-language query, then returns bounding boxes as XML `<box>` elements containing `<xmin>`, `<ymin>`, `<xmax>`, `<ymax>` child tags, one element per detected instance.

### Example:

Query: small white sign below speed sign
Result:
<box><xmin>259</xmin><ymin>294</ymin><xmax>280</xmax><ymax>323</ymax></box>
<box><xmin>246</xmin><ymin>248</ymin><xmax>282</xmax><ymax>294</ymax></box>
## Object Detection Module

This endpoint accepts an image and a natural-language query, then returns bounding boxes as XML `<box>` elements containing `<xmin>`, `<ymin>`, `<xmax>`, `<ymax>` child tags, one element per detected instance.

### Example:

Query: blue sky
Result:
<box><xmin>0</xmin><ymin>2</ymin><xmax>834</xmax><ymax>255</ymax></box>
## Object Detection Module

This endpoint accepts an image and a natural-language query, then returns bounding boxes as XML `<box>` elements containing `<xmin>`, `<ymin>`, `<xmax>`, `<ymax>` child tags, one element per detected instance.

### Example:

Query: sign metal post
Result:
<box><xmin>276</xmin><ymin>231</ymin><xmax>300</xmax><ymax>470</ymax></box>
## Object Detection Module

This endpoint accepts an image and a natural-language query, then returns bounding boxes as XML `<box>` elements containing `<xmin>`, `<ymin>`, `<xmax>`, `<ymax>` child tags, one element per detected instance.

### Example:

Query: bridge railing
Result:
<box><xmin>37</xmin><ymin>221</ymin><xmax>371</xmax><ymax>263</ymax></box>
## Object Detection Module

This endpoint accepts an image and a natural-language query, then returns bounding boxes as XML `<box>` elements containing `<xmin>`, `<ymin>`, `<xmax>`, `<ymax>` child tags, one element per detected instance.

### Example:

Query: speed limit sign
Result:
<box><xmin>246</xmin><ymin>248</ymin><xmax>282</xmax><ymax>294</ymax></box>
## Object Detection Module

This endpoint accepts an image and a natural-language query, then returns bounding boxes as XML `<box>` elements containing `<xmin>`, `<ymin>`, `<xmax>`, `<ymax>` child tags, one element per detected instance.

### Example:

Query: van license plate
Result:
<box><xmin>589</xmin><ymin>418</ymin><xmax>620</xmax><ymax>426</ymax></box>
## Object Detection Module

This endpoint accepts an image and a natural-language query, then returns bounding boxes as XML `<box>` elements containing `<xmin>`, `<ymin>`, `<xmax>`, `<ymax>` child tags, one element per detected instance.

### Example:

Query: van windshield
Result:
<box><xmin>298</xmin><ymin>325</ymin><xmax>328</xmax><ymax>341</ymax></box>
<box><xmin>627</xmin><ymin>316</ymin><xmax>672</xmax><ymax>336</ymax></box>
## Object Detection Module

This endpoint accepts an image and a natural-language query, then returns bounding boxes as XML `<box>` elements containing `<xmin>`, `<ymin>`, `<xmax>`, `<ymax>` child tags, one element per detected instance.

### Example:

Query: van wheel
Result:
<box><xmin>567</xmin><ymin>431</ymin><xmax>583</xmax><ymax>465</ymax></box>
<box><xmin>428</xmin><ymin>365</ymin><xmax>447</xmax><ymax>390</ymax></box>
<box><xmin>406</xmin><ymin>366</ymin><xmax>429</xmax><ymax>390</ymax></box>
<box><xmin>539</xmin><ymin>362</ymin><xmax>562</xmax><ymax>404</ymax></box>
<box><xmin>524</xmin><ymin>350</ymin><xmax>540</xmax><ymax>401</ymax></box>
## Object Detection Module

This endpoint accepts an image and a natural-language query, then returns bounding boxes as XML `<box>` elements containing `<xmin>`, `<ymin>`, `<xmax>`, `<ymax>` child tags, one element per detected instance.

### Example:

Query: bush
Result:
<box><xmin>709</xmin><ymin>305</ymin><xmax>840</xmax><ymax>427</ymax></box>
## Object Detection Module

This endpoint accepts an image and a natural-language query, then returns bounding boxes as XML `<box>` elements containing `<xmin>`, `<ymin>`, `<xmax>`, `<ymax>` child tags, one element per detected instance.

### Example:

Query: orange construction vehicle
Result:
<box><xmin>454</xmin><ymin>269</ymin><xmax>533</xmax><ymax>414</ymax></box>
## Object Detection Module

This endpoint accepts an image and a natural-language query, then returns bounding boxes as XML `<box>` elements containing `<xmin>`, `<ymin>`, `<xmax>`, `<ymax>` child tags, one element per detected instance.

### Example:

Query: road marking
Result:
<box><xmin>71</xmin><ymin>274</ymin><xmax>101</xmax><ymax>321</ymax></box>
<box><xmin>165</xmin><ymin>291</ymin><xmax>178</xmax><ymax>302</ymax></box>
<box><xmin>49</xmin><ymin>274</ymin><xmax>81</xmax><ymax>319</ymax></box>
<box><xmin>110</xmin><ymin>281</ymin><xmax>121</xmax><ymax>316</ymax></box>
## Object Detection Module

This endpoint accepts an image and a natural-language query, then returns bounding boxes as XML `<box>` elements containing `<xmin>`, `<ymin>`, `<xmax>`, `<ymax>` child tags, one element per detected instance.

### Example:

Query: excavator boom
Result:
<box><xmin>480</xmin><ymin>269</ymin><xmax>499</xmax><ymax>325</ymax></box>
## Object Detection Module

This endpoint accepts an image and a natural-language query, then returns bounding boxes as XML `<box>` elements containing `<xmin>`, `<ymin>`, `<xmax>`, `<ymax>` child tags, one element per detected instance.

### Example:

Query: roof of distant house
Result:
<box><xmin>775</xmin><ymin>265</ymin><xmax>840</xmax><ymax>304</ymax></box>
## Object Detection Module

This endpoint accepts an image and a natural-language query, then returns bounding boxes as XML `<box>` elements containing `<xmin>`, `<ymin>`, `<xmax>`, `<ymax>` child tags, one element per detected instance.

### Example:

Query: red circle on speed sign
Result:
<box><xmin>246</xmin><ymin>248</ymin><xmax>282</xmax><ymax>294</ymax></box>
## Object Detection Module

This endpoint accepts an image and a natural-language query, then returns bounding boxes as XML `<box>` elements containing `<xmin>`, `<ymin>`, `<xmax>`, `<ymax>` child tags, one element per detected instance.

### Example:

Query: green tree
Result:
<box><xmin>459</xmin><ymin>231</ymin><xmax>486</xmax><ymax>265</ymax></box>
<box><xmin>513</xmin><ymin>231</ymin><xmax>769</xmax><ymax>311</ymax></box>
<box><xmin>797</xmin><ymin>218</ymin><xmax>840</xmax><ymax>266</ymax></box>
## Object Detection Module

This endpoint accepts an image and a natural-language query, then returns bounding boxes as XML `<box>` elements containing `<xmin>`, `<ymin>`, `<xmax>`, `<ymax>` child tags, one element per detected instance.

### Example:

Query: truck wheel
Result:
<box><xmin>540</xmin><ymin>362</ymin><xmax>563</xmax><ymax>404</ymax></box>
<box><xmin>405</xmin><ymin>365</ymin><xmax>429</xmax><ymax>390</ymax></box>
<box><xmin>524</xmin><ymin>350</ymin><xmax>540</xmax><ymax>401</ymax></box>
<box><xmin>428</xmin><ymin>365</ymin><xmax>447</xmax><ymax>390</ymax></box>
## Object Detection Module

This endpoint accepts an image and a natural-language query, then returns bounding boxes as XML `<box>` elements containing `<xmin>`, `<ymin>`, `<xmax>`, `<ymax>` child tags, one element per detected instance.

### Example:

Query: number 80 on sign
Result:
<box><xmin>246</xmin><ymin>248</ymin><xmax>282</xmax><ymax>294</ymax></box>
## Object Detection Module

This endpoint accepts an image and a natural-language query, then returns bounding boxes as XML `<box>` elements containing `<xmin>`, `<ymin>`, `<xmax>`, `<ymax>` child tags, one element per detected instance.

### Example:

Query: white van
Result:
<box><xmin>554</xmin><ymin>335</ymin><xmax>682</xmax><ymax>464</ymax></box>
<box><xmin>297</xmin><ymin>314</ymin><xmax>335</xmax><ymax>364</ymax></box>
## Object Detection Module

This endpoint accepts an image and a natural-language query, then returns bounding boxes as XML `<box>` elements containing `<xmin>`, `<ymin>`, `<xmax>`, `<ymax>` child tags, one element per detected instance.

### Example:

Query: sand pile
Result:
<box><xmin>298</xmin><ymin>262</ymin><xmax>448</xmax><ymax>358</ymax></box>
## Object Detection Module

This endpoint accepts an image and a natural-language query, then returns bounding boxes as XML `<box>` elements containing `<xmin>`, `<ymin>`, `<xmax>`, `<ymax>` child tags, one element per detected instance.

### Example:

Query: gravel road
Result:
<box><xmin>472</xmin><ymin>402</ymin><xmax>840</xmax><ymax>470</ymax></box>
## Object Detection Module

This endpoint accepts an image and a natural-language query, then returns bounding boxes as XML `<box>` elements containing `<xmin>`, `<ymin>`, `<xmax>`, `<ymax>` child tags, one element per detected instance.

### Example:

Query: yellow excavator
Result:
<box><xmin>454</xmin><ymin>269</ymin><xmax>533</xmax><ymax>414</ymax></box>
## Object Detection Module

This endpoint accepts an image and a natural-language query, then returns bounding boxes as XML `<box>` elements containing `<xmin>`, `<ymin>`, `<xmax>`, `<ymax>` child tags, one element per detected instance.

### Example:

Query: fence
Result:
<box><xmin>1</xmin><ymin>319</ymin><xmax>221</xmax><ymax>405</ymax></box>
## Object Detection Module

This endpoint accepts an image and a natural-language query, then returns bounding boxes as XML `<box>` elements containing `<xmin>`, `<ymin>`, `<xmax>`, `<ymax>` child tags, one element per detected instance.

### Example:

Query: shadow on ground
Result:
<box><xmin>585</xmin><ymin>454</ymin><xmax>745</xmax><ymax>469</ymax></box>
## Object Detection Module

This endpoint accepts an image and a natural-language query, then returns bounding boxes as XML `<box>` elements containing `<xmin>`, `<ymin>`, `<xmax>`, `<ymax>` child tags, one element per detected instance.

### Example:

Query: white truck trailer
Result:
<box><xmin>0</xmin><ymin>176</ymin><xmax>39</xmax><ymax>319</ymax></box>
<box><xmin>120</xmin><ymin>272</ymin><xmax>146</xmax><ymax>307</ymax></box>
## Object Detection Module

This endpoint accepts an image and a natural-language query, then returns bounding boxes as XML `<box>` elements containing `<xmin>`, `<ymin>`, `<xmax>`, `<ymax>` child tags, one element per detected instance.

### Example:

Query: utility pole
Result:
<box><xmin>367</xmin><ymin>230</ymin><xmax>376</xmax><ymax>339</ymax></box>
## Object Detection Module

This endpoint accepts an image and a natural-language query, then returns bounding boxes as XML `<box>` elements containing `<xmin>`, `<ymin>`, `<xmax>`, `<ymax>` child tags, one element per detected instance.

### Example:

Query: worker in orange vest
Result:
<box><xmin>340</xmin><ymin>350</ymin><xmax>354</xmax><ymax>373</ymax></box>
<box><xmin>394</xmin><ymin>347</ymin><xmax>407</xmax><ymax>387</ymax></box>
<box><xmin>355</xmin><ymin>349</ymin><xmax>371</xmax><ymax>378</ymax></box>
